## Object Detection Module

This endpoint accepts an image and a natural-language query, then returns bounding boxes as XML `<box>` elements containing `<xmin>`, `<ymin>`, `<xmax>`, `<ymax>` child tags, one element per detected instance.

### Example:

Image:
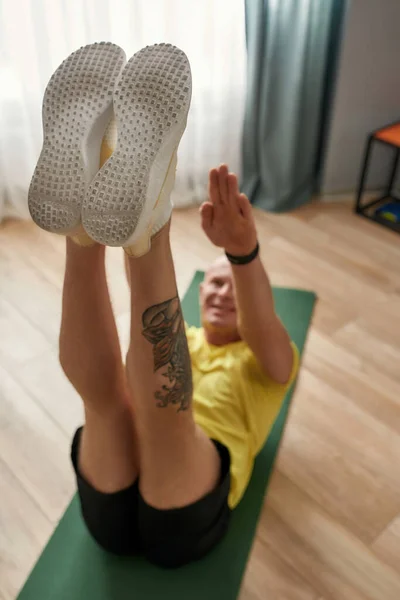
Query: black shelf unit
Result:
<box><xmin>355</xmin><ymin>121</ymin><xmax>400</xmax><ymax>234</ymax></box>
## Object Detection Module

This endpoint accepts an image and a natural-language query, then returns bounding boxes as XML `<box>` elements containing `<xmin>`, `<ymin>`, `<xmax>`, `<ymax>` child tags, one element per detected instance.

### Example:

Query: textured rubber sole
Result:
<box><xmin>28</xmin><ymin>42</ymin><xmax>126</xmax><ymax>235</ymax></box>
<box><xmin>82</xmin><ymin>43</ymin><xmax>192</xmax><ymax>248</ymax></box>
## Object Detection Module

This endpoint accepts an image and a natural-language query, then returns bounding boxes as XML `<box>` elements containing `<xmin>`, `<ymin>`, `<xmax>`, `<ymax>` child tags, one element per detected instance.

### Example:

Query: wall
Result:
<box><xmin>321</xmin><ymin>0</ymin><xmax>400</xmax><ymax>194</ymax></box>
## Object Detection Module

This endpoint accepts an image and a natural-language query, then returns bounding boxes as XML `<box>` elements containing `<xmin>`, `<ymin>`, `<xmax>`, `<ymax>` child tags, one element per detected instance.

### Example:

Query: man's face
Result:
<box><xmin>199</xmin><ymin>257</ymin><xmax>240</xmax><ymax>342</ymax></box>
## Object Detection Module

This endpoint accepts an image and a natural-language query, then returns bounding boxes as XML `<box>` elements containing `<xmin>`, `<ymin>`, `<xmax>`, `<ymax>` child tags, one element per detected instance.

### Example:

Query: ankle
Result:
<box><xmin>68</xmin><ymin>225</ymin><xmax>97</xmax><ymax>247</ymax></box>
<box><xmin>125</xmin><ymin>225</ymin><xmax>172</xmax><ymax>273</ymax></box>
<box><xmin>124</xmin><ymin>219</ymin><xmax>171</xmax><ymax>260</ymax></box>
<box><xmin>151</xmin><ymin>219</ymin><xmax>171</xmax><ymax>244</ymax></box>
<box><xmin>66</xmin><ymin>236</ymin><xmax>105</xmax><ymax>261</ymax></box>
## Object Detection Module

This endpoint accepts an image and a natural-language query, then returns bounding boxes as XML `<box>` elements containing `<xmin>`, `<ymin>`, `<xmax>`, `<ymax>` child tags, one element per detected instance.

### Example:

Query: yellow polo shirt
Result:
<box><xmin>186</xmin><ymin>326</ymin><xmax>299</xmax><ymax>508</ymax></box>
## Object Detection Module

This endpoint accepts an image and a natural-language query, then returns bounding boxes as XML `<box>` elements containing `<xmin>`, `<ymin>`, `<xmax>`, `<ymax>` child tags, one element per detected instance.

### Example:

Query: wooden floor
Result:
<box><xmin>1</xmin><ymin>202</ymin><xmax>400</xmax><ymax>600</ymax></box>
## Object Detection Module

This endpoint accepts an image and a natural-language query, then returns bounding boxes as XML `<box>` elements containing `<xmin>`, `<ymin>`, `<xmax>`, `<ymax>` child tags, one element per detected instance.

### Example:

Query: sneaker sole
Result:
<box><xmin>28</xmin><ymin>42</ymin><xmax>126</xmax><ymax>235</ymax></box>
<box><xmin>82</xmin><ymin>43</ymin><xmax>191</xmax><ymax>248</ymax></box>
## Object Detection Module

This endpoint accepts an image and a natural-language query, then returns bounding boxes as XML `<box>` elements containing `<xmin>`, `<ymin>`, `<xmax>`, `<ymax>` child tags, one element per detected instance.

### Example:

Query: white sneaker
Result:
<box><xmin>82</xmin><ymin>43</ymin><xmax>192</xmax><ymax>256</ymax></box>
<box><xmin>28</xmin><ymin>42</ymin><xmax>126</xmax><ymax>237</ymax></box>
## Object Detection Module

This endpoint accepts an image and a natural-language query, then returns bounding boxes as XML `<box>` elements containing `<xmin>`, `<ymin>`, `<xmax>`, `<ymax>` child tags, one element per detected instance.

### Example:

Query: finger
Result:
<box><xmin>218</xmin><ymin>164</ymin><xmax>229</xmax><ymax>204</ymax></box>
<box><xmin>227</xmin><ymin>173</ymin><xmax>240</xmax><ymax>206</ymax></box>
<box><xmin>208</xmin><ymin>169</ymin><xmax>221</xmax><ymax>205</ymax></box>
<box><xmin>238</xmin><ymin>193</ymin><xmax>253</xmax><ymax>219</ymax></box>
<box><xmin>200</xmin><ymin>202</ymin><xmax>214</xmax><ymax>231</ymax></box>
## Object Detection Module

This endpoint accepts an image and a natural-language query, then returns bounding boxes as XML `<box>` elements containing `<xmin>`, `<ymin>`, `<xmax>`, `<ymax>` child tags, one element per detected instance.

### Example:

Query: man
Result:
<box><xmin>29</xmin><ymin>43</ymin><xmax>298</xmax><ymax>569</ymax></box>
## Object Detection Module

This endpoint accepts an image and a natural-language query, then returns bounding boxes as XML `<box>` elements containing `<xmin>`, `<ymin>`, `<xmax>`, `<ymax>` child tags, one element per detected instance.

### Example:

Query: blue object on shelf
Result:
<box><xmin>375</xmin><ymin>202</ymin><xmax>400</xmax><ymax>223</ymax></box>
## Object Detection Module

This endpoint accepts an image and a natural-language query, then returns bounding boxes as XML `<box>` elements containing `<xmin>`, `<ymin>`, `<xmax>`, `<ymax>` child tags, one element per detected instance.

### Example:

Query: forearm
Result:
<box><xmin>201</xmin><ymin>164</ymin><xmax>294</xmax><ymax>382</ymax></box>
<box><xmin>231</xmin><ymin>254</ymin><xmax>293</xmax><ymax>383</ymax></box>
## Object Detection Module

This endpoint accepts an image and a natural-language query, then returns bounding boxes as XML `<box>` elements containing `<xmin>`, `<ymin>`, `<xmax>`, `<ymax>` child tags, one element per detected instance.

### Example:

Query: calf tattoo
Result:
<box><xmin>141</xmin><ymin>296</ymin><xmax>193</xmax><ymax>411</ymax></box>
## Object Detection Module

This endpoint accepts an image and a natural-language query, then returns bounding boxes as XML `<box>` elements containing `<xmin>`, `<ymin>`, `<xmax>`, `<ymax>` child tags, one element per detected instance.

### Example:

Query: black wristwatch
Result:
<box><xmin>225</xmin><ymin>242</ymin><xmax>259</xmax><ymax>265</ymax></box>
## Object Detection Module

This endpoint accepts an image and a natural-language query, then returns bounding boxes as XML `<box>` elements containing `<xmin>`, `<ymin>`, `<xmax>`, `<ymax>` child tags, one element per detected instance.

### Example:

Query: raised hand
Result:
<box><xmin>200</xmin><ymin>165</ymin><xmax>257</xmax><ymax>256</ymax></box>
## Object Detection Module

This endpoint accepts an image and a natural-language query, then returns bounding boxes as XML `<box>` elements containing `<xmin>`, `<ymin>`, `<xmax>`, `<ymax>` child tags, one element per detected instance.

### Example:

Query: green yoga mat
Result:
<box><xmin>18</xmin><ymin>272</ymin><xmax>316</xmax><ymax>600</ymax></box>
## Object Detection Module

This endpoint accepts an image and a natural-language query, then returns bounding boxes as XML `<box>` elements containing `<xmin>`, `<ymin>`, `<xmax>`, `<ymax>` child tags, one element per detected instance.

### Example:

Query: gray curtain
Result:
<box><xmin>242</xmin><ymin>0</ymin><xmax>346</xmax><ymax>211</ymax></box>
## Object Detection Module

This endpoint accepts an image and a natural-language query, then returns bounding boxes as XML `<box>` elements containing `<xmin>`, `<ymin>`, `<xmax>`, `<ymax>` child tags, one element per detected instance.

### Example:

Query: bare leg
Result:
<box><xmin>60</xmin><ymin>239</ymin><xmax>138</xmax><ymax>492</ymax></box>
<box><xmin>125</xmin><ymin>222</ymin><xmax>220</xmax><ymax>509</ymax></box>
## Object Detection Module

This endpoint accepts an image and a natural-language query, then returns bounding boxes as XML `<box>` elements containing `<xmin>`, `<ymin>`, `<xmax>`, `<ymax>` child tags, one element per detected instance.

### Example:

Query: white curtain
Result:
<box><xmin>0</xmin><ymin>0</ymin><xmax>246</xmax><ymax>221</ymax></box>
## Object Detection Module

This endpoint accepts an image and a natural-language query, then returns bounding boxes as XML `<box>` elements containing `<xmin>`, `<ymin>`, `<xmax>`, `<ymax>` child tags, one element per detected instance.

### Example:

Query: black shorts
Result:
<box><xmin>71</xmin><ymin>427</ymin><xmax>231</xmax><ymax>568</ymax></box>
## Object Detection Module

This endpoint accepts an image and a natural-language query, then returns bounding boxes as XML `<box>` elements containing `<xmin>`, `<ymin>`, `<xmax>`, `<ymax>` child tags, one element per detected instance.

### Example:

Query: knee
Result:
<box><xmin>58</xmin><ymin>336</ymin><xmax>86</xmax><ymax>386</ymax></box>
<box><xmin>58</xmin><ymin>342</ymin><xmax>75</xmax><ymax>384</ymax></box>
<box><xmin>59</xmin><ymin>342</ymin><xmax>116</xmax><ymax>403</ymax></box>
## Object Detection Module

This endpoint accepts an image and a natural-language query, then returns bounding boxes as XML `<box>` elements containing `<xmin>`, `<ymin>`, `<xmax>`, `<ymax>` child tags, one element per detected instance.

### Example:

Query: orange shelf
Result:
<box><xmin>375</xmin><ymin>123</ymin><xmax>400</xmax><ymax>147</ymax></box>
